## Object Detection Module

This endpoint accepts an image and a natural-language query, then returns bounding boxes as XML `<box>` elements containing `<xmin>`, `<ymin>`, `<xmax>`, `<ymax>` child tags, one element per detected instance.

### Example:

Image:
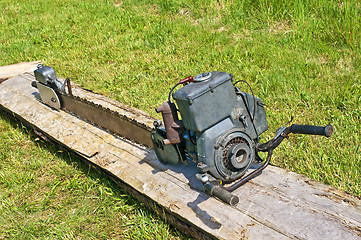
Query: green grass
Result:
<box><xmin>1</xmin><ymin>0</ymin><xmax>360</xmax><ymax>238</ymax></box>
<box><xmin>0</xmin><ymin>114</ymin><xmax>186</xmax><ymax>239</ymax></box>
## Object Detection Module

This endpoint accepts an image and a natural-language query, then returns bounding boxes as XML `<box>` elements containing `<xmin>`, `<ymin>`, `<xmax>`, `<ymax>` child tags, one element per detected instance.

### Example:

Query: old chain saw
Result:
<box><xmin>33</xmin><ymin>64</ymin><xmax>333</xmax><ymax>206</ymax></box>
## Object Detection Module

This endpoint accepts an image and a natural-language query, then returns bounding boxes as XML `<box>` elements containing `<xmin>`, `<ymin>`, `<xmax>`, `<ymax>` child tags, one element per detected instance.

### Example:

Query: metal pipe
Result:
<box><xmin>63</xmin><ymin>78</ymin><xmax>72</xmax><ymax>95</ymax></box>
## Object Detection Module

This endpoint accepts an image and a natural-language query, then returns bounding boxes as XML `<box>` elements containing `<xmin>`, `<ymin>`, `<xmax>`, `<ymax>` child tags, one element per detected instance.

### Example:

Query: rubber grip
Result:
<box><xmin>290</xmin><ymin>124</ymin><xmax>333</xmax><ymax>137</ymax></box>
<box><xmin>204</xmin><ymin>182</ymin><xmax>239</xmax><ymax>206</ymax></box>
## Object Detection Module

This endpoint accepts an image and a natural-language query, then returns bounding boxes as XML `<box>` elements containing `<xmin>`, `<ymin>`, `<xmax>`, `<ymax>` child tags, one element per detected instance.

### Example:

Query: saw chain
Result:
<box><xmin>32</xmin><ymin>64</ymin><xmax>153</xmax><ymax>148</ymax></box>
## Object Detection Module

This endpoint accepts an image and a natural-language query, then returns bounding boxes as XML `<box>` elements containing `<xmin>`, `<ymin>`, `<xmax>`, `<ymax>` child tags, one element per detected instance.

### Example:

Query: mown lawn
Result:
<box><xmin>1</xmin><ymin>0</ymin><xmax>360</xmax><ymax>239</ymax></box>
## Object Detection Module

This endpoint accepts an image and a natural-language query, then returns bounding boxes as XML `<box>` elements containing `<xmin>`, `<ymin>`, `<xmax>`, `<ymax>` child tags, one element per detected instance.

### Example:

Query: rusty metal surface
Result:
<box><xmin>68</xmin><ymin>83</ymin><xmax>156</xmax><ymax>129</ymax></box>
<box><xmin>0</xmin><ymin>70</ymin><xmax>360</xmax><ymax>240</ymax></box>
<box><xmin>59</xmin><ymin>93</ymin><xmax>153</xmax><ymax>147</ymax></box>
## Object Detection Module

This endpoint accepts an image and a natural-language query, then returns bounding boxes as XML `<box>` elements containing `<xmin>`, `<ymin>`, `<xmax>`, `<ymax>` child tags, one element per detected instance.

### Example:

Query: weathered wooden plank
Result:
<box><xmin>0</xmin><ymin>61</ymin><xmax>40</xmax><ymax>80</ymax></box>
<box><xmin>0</xmin><ymin>70</ymin><xmax>360</xmax><ymax>240</ymax></box>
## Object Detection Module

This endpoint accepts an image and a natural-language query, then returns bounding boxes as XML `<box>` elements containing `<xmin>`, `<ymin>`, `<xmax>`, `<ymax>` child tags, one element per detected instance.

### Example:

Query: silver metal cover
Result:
<box><xmin>37</xmin><ymin>83</ymin><xmax>61</xmax><ymax>110</ymax></box>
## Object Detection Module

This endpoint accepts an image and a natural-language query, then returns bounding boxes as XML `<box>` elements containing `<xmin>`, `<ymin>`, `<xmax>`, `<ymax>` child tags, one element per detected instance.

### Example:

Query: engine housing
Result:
<box><xmin>152</xmin><ymin>71</ymin><xmax>268</xmax><ymax>182</ymax></box>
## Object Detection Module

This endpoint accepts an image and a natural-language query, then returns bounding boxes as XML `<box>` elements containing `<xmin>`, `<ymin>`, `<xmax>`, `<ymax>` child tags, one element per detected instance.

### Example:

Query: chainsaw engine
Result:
<box><xmin>152</xmin><ymin>71</ymin><xmax>333</xmax><ymax>205</ymax></box>
<box><xmin>151</xmin><ymin>72</ymin><xmax>268</xmax><ymax>182</ymax></box>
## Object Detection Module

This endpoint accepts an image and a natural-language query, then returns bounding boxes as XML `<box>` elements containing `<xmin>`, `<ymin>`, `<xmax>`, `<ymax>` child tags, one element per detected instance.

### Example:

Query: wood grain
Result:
<box><xmin>0</xmin><ymin>61</ymin><xmax>40</xmax><ymax>80</ymax></box>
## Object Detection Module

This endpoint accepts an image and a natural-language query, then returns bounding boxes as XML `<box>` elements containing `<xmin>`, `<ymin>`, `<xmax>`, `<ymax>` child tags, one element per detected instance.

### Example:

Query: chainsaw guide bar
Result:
<box><xmin>58</xmin><ymin>93</ymin><xmax>153</xmax><ymax>148</ymax></box>
<box><xmin>32</xmin><ymin>63</ymin><xmax>154</xmax><ymax>148</ymax></box>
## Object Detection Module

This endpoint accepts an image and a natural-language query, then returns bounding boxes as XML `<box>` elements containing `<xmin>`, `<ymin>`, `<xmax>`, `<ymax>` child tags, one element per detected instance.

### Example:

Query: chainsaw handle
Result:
<box><xmin>203</xmin><ymin>182</ymin><xmax>239</xmax><ymax>206</ymax></box>
<box><xmin>290</xmin><ymin>124</ymin><xmax>333</xmax><ymax>137</ymax></box>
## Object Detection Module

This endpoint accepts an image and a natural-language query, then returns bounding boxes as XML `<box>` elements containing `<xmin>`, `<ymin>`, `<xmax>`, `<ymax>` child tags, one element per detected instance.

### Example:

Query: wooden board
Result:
<box><xmin>0</xmin><ymin>64</ymin><xmax>360</xmax><ymax>239</ymax></box>
<box><xmin>0</xmin><ymin>61</ymin><xmax>40</xmax><ymax>81</ymax></box>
